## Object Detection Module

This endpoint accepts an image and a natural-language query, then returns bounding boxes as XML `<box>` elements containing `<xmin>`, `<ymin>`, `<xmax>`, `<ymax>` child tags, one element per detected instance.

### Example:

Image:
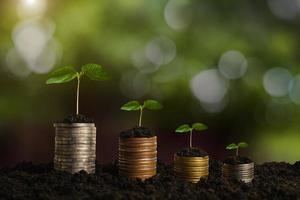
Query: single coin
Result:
<box><xmin>119</xmin><ymin>170</ymin><xmax>156</xmax><ymax>177</ymax></box>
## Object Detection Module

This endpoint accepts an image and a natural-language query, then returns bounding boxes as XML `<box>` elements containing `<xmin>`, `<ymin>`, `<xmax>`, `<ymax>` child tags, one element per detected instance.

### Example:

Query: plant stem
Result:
<box><xmin>76</xmin><ymin>76</ymin><xmax>80</xmax><ymax>115</ymax></box>
<box><xmin>189</xmin><ymin>129</ymin><xmax>193</xmax><ymax>148</ymax></box>
<box><xmin>138</xmin><ymin>107</ymin><xmax>143</xmax><ymax>127</ymax></box>
<box><xmin>236</xmin><ymin>147</ymin><xmax>239</xmax><ymax>157</ymax></box>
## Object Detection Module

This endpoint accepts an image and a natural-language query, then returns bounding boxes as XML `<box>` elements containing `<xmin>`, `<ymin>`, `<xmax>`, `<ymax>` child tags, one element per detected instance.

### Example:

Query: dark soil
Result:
<box><xmin>224</xmin><ymin>156</ymin><xmax>253</xmax><ymax>165</ymax></box>
<box><xmin>60</xmin><ymin>114</ymin><xmax>94</xmax><ymax>123</ymax></box>
<box><xmin>176</xmin><ymin>147</ymin><xmax>208</xmax><ymax>157</ymax></box>
<box><xmin>1</xmin><ymin>160</ymin><xmax>299</xmax><ymax>200</ymax></box>
<box><xmin>119</xmin><ymin>126</ymin><xmax>155</xmax><ymax>138</ymax></box>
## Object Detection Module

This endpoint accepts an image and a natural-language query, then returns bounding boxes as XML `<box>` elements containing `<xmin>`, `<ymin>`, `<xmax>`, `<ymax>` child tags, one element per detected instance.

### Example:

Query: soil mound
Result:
<box><xmin>0</xmin><ymin>160</ymin><xmax>299</xmax><ymax>199</ymax></box>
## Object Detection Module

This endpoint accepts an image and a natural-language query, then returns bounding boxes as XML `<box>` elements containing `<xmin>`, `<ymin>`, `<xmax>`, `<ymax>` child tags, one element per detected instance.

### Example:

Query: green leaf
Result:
<box><xmin>121</xmin><ymin>101</ymin><xmax>141</xmax><ymax>111</ymax></box>
<box><xmin>46</xmin><ymin>66</ymin><xmax>78</xmax><ymax>84</ymax></box>
<box><xmin>238</xmin><ymin>142</ymin><xmax>248</xmax><ymax>148</ymax></box>
<box><xmin>192</xmin><ymin>123</ymin><xmax>208</xmax><ymax>131</ymax></box>
<box><xmin>175</xmin><ymin>124</ymin><xmax>191</xmax><ymax>133</ymax></box>
<box><xmin>82</xmin><ymin>63</ymin><xmax>109</xmax><ymax>81</ymax></box>
<box><xmin>226</xmin><ymin>143</ymin><xmax>238</xmax><ymax>150</ymax></box>
<box><xmin>143</xmin><ymin>99</ymin><xmax>163</xmax><ymax>110</ymax></box>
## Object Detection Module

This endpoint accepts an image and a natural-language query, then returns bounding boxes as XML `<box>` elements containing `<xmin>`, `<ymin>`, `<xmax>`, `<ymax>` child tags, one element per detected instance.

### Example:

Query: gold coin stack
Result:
<box><xmin>222</xmin><ymin>162</ymin><xmax>254</xmax><ymax>183</ymax></box>
<box><xmin>174</xmin><ymin>154</ymin><xmax>209</xmax><ymax>183</ymax></box>
<box><xmin>119</xmin><ymin>136</ymin><xmax>157</xmax><ymax>180</ymax></box>
<box><xmin>54</xmin><ymin>123</ymin><xmax>96</xmax><ymax>174</ymax></box>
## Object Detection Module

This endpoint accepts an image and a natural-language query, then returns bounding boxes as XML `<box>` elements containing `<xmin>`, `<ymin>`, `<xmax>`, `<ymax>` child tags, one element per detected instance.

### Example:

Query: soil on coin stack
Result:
<box><xmin>176</xmin><ymin>147</ymin><xmax>208</xmax><ymax>157</ymax></box>
<box><xmin>119</xmin><ymin>127</ymin><xmax>155</xmax><ymax>138</ymax></box>
<box><xmin>59</xmin><ymin>114</ymin><xmax>94</xmax><ymax>123</ymax></box>
<box><xmin>224</xmin><ymin>156</ymin><xmax>253</xmax><ymax>165</ymax></box>
<box><xmin>0</xmin><ymin>160</ymin><xmax>299</xmax><ymax>199</ymax></box>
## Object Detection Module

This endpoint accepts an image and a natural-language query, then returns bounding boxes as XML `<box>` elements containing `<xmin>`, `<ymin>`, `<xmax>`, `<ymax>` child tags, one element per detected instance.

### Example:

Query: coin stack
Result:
<box><xmin>174</xmin><ymin>155</ymin><xmax>209</xmax><ymax>183</ymax></box>
<box><xmin>54</xmin><ymin>123</ymin><xmax>96</xmax><ymax>174</ymax></box>
<box><xmin>222</xmin><ymin>162</ymin><xmax>254</xmax><ymax>183</ymax></box>
<box><xmin>119</xmin><ymin>136</ymin><xmax>157</xmax><ymax>180</ymax></box>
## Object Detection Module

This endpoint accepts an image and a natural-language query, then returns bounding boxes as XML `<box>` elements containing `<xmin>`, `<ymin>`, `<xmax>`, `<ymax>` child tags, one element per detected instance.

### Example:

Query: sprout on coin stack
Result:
<box><xmin>222</xmin><ymin>142</ymin><xmax>254</xmax><ymax>183</ymax></box>
<box><xmin>173</xmin><ymin>123</ymin><xmax>209</xmax><ymax>183</ymax></box>
<box><xmin>119</xmin><ymin>100</ymin><xmax>163</xmax><ymax>180</ymax></box>
<box><xmin>46</xmin><ymin>63</ymin><xmax>109</xmax><ymax>173</ymax></box>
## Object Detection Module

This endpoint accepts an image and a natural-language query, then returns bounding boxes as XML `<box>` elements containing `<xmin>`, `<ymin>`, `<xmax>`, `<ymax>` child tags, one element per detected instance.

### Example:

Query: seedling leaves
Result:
<box><xmin>226</xmin><ymin>143</ymin><xmax>238</xmax><ymax>150</ymax></box>
<box><xmin>82</xmin><ymin>63</ymin><xmax>110</xmax><ymax>81</ymax></box>
<box><xmin>192</xmin><ymin>123</ymin><xmax>208</xmax><ymax>131</ymax></box>
<box><xmin>121</xmin><ymin>101</ymin><xmax>141</xmax><ymax>111</ymax></box>
<box><xmin>144</xmin><ymin>100</ymin><xmax>163</xmax><ymax>110</ymax></box>
<box><xmin>175</xmin><ymin>124</ymin><xmax>191</xmax><ymax>133</ymax></box>
<box><xmin>238</xmin><ymin>142</ymin><xmax>248</xmax><ymax>148</ymax></box>
<box><xmin>46</xmin><ymin>66</ymin><xmax>78</xmax><ymax>84</ymax></box>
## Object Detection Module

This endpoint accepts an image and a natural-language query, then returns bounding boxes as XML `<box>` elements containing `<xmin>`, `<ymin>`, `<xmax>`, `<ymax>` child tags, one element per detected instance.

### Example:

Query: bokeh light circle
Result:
<box><xmin>190</xmin><ymin>69</ymin><xmax>229</xmax><ymax>104</ymax></box>
<box><xmin>164</xmin><ymin>0</ymin><xmax>192</xmax><ymax>31</ymax></box>
<box><xmin>145</xmin><ymin>36</ymin><xmax>176</xmax><ymax>66</ymax></box>
<box><xmin>132</xmin><ymin>49</ymin><xmax>160</xmax><ymax>74</ymax></box>
<box><xmin>218</xmin><ymin>50</ymin><xmax>248</xmax><ymax>80</ymax></box>
<box><xmin>12</xmin><ymin>19</ymin><xmax>60</xmax><ymax>74</ymax></box>
<box><xmin>263</xmin><ymin>67</ymin><xmax>292</xmax><ymax>97</ymax></box>
<box><xmin>267</xmin><ymin>0</ymin><xmax>300</xmax><ymax>20</ymax></box>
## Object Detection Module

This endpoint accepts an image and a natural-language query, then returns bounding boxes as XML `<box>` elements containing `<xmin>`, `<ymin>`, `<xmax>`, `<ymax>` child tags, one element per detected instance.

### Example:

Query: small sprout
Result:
<box><xmin>121</xmin><ymin>99</ymin><xmax>163</xmax><ymax>127</ymax></box>
<box><xmin>46</xmin><ymin>64</ymin><xmax>109</xmax><ymax>115</ymax></box>
<box><xmin>175</xmin><ymin>123</ymin><xmax>208</xmax><ymax>149</ymax></box>
<box><xmin>226</xmin><ymin>142</ymin><xmax>248</xmax><ymax>157</ymax></box>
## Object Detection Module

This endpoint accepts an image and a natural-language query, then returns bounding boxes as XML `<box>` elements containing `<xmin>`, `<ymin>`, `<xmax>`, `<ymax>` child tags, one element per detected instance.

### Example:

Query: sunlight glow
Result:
<box><xmin>18</xmin><ymin>0</ymin><xmax>46</xmax><ymax>18</ymax></box>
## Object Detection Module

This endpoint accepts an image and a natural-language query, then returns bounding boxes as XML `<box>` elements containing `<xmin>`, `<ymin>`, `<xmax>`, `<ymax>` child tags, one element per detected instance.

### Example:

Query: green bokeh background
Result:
<box><xmin>0</xmin><ymin>0</ymin><xmax>300</xmax><ymax>165</ymax></box>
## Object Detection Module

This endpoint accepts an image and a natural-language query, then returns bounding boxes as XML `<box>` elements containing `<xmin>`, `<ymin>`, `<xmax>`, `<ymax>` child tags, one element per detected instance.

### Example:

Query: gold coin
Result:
<box><xmin>119</xmin><ymin>153</ymin><xmax>157</xmax><ymax>159</ymax></box>
<box><xmin>174</xmin><ymin>154</ymin><xmax>209</xmax><ymax>183</ymax></box>
<box><xmin>119</xmin><ymin>148</ymin><xmax>156</xmax><ymax>153</ymax></box>
<box><xmin>118</xmin><ymin>136</ymin><xmax>157</xmax><ymax>179</ymax></box>
<box><xmin>119</xmin><ymin>136</ymin><xmax>156</xmax><ymax>143</ymax></box>
<box><xmin>119</xmin><ymin>158</ymin><xmax>156</xmax><ymax>163</ymax></box>
<box><xmin>119</xmin><ymin>170</ymin><xmax>156</xmax><ymax>177</ymax></box>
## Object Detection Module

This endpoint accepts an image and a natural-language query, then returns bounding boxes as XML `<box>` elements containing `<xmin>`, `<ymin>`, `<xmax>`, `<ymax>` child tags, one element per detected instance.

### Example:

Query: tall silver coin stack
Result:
<box><xmin>222</xmin><ymin>162</ymin><xmax>254</xmax><ymax>183</ymax></box>
<box><xmin>54</xmin><ymin>123</ymin><xmax>96</xmax><ymax>174</ymax></box>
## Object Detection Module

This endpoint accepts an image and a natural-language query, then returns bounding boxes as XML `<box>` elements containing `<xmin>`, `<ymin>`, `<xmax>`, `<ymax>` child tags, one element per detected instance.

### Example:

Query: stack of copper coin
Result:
<box><xmin>174</xmin><ymin>155</ymin><xmax>209</xmax><ymax>183</ymax></box>
<box><xmin>54</xmin><ymin>123</ymin><xmax>96</xmax><ymax>174</ymax></box>
<box><xmin>119</xmin><ymin>136</ymin><xmax>157</xmax><ymax>180</ymax></box>
<box><xmin>222</xmin><ymin>162</ymin><xmax>254</xmax><ymax>183</ymax></box>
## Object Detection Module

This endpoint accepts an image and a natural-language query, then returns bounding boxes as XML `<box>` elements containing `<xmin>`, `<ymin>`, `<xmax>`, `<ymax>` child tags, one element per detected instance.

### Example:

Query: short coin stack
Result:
<box><xmin>174</xmin><ymin>155</ymin><xmax>209</xmax><ymax>183</ymax></box>
<box><xmin>54</xmin><ymin>123</ymin><xmax>96</xmax><ymax>174</ymax></box>
<box><xmin>222</xmin><ymin>162</ymin><xmax>254</xmax><ymax>183</ymax></box>
<box><xmin>119</xmin><ymin>136</ymin><xmax>157</xmax><ymax>180</ymax></box>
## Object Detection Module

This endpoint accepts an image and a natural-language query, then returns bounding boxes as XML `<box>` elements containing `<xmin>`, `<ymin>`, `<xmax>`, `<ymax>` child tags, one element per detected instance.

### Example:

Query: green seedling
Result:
<box><xmin>46</xmin><ymin>64</ymin><xmax>109</xmax><ymax>115</ymax></box>
<box><xmin>121</xmin><ymin>100</ymin><xmax>163</xmax><ymax>127</ymax></box>
<box><xmin>226</xmin><ymin>142</ymin><xmax>248</xmax><ymax>157</ymax></box>
<box><xmin>175</xmin><ymin>123</ymin><xmax>208</xmax><ymax>149</ymax></box>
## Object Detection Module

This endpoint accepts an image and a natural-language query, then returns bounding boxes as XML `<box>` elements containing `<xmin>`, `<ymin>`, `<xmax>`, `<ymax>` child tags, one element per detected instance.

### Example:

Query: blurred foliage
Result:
<box><xmin>0</xmin><ymin>0</ymin><xmax>300</xmax><ymax>163</ymax></box>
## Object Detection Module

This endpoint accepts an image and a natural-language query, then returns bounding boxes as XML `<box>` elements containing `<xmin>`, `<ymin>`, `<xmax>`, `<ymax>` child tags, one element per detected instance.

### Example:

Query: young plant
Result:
<box><xmin>121</xmin><ymin>100</ymin><xmax>163</xmax><ymax>127</ymax></box>
<box><xmin>226</xmin><ymin>142</ymin><xmax>248</xmax><ymax>157</ymax></box>
<box><xmin>46</xmin><ymin>64</ymin><xmax>109</xmax><ymax>115</ymax></box>
<box><xmin>175</xmin><ymin>123</ymin><xmax>208</xmax><ymax>149</ymax></box>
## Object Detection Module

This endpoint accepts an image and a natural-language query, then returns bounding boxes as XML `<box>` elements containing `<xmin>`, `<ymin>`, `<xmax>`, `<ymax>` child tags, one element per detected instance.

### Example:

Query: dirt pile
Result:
<box><xmin>0</xmin><ymin>160</ymin><xmax>299</xmax><ymax>199</ymax></box>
